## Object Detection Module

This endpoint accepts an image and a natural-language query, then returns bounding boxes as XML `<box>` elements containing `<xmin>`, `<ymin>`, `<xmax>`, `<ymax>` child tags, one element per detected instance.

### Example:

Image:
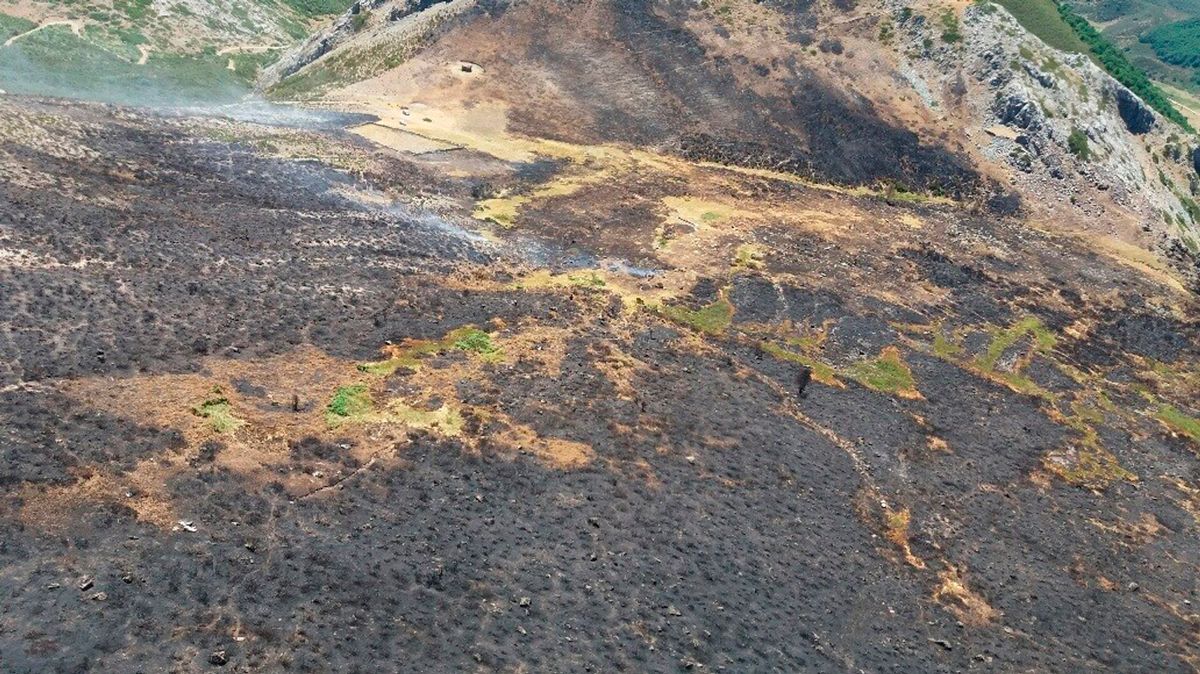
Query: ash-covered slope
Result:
<box><xmin>2</xmin><ymin>1</ymin><xmax>1200</xmax><ymax>673</ymax></box>
<box><xmin>1</xmin><ymin>89</ymin><xmax>1199</xmax><ymax>672</ymax></box>
<box><xmin>264</xmin><ymin>0</ymin><xmax>989</xmax><ymax>198</ymax></box>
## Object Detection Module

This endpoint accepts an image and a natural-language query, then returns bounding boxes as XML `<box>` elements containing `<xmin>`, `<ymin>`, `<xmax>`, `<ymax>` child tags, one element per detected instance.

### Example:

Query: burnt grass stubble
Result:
<box><xmin>0</xmin><ymin>99</ymin><xmax>1198</xmax><ymax>673</ymax></box>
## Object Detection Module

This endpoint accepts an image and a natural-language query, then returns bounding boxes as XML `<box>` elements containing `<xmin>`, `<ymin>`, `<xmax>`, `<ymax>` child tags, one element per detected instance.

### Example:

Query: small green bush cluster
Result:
<box><xmin>280</xmin><ymin>0</ymin><xmax>353</xmax><ymax>17</ymax></box>
<box><xmin>453</xmin><ymin>329</ymin><xmax>498</xmax><ymax>355</ymax></box>
<box><xmin>1067</xmin><ymin>128</ymin><xmax>1091</xmax><ymax>160</ymax></box>
<box><xmin>940</xmin><ymin>11</ymin><xmax>962</xmax><ymax>43</ymax></box>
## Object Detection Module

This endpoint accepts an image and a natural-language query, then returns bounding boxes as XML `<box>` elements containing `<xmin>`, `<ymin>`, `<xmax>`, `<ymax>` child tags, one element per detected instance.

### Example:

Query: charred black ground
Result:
<box><xmin>1</xmin><ymin>95</ymin><xmax>1199</xmax><ymax>674</ymax></box>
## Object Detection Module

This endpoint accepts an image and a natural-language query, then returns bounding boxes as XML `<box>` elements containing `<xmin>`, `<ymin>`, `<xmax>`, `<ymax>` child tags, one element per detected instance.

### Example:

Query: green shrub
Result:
<box><xmin>940</xmin><ymin>10</ymin><xmax>962</xmax><ymax>43</ymax></box>
<box><xmin>878</xmin><ymin>19</ymin><xmax>894</xmax><ymax>45</ymax></box>
<box><xmin>452</xmin><ymin>329</ymin><xmax>498</xmax><ymax>355</ymax></box>
<box><xmin>1067</xmin><ymin>129</ymin><xmax>1091</xmax><ymax>159</ymax></box>
<box><xmin>327</xmin><ymin>384</ymin><xmax>371</xmax><ymax>418</ymax></box>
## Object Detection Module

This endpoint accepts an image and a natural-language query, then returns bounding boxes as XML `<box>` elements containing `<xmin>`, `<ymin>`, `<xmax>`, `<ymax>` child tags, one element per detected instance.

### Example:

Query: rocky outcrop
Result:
<box><xmin>258</xmin><ymin>0</ymin><xmax>461</xmax><ymax>88</ymax></box>
<box><xmin>931</xmin><ymin>2</ymin><xmax>1200</xmax><ymax>245</ymax></box>
<box><xmin>1115</xmin><ymin>87</ymin><xmax>1155</xmax><ymax>134</ymax></box>
<box><xmin>995</xmin><ymin>93</ymin><xmax>1042</xmax><ymax>132</ymax></box>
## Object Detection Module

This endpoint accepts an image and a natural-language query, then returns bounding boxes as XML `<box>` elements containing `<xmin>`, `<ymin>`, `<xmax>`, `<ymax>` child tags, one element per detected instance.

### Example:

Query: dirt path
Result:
<box><xmin>216</xmin><ymin>44</ymin><xmax>278</xmax><ymax>56</ymax></box>
<box><xmin>136</xmin><ymin>44</ymin><xmax>150</xmax><ymax>65</ymax></box>
<box><xmin>3</xmin><ymin>19</ymin><xmax>83</xmax><ymax>48</ymax></box>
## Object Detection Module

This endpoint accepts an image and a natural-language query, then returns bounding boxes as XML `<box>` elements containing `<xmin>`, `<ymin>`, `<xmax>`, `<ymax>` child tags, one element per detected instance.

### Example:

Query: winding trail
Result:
<box><xmin>216</xmin><ymin>43</ymin><xmax>279</xmax><ymax>56</ymax></box>
<box><xmin>3</xmin><ymin>19</ymin><xmax>84</xmax><ymax>47</ymax></box>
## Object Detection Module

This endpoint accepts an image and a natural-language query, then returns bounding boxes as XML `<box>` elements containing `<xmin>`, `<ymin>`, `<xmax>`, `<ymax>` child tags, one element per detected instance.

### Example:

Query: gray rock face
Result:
<box><xmin>1021</xmin><ymin>62</ymin><xmax>1056</xmax><ymax>89</ymax></box>
<box><xmin>1115</xmin><ymin>87</ymin><xmax>1155</xmax><ymax>135</ymax></box>
<box><xmin>926</xmin><ymin>3</ymin><xmax>1200</xmax><ymax>247</ymax></box>
<box><xmin>258</xmin><ymin>0</ymin><xmax>461</xmax><ymax>88</ymax></box>
<box><xmin>995</xmin><ymin>95</ymin><xmax>1042</xmax><ymax>131</ymax></box>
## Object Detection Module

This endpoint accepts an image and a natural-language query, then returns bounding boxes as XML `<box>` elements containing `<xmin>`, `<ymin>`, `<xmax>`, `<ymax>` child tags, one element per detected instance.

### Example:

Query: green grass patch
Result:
<box><xmin>994</xmin><ymin>370</ymin><xmax>1054</xmax><ymax>400</ymax></box>
<box><xmin>325</xmin><ymin>384</ymin><xmax>463</xmax><ymax>434</ymax></box>
<box><xmin>358</xmin><ymin>326</ymin><xmax>499</xmax><ymax>376</ymax></box>
<box><xmin>761</xmin><ymin>341</ymin><xmax>840</xmax><ymax>386</ymax></box>
<box><xmin>326</xmin><ymin>384</ymin><xmax>372</xmax><ymax>425</ymax></box>
<box><xmin>280</xmin><ymin>0</ymin><xmax>354</xmax><ymax>17</ymax></box>
<box><xmin>115</xmin><ymin>27</ymin><xmax>148</xmax><ymax>46</ymax></box>
<box><xmin>229</xmin><ymin>50</ymin><xmax>279</xmax><ymax>82</ymax></box>
<box><xmin>1157</xmin><ymin>404</ymin><xmax>1200</xmax><ymax>444</ymax></box>
<box><xmin>568</xmin><ymin>272</ymin><xmax>606</xmax><ymax>288</ymax></box>
<box><xmin>845</xmin><ymin>346</ymin><xmax>919</xmax><ymax>397</ymax></box>
<box><xmin>659</xmin><ymin>296</ymin><xmax>734</xmax><ymax>335</ymax></box>
<box><xmin>975</xmin><ymin>316</ymin><xmax>1056</xmax><ymax>371</ymax></box>
<box><xmin>385</xmin><ymin>401</ymin><xmax>464</xmax><ymax>436</ymax></box>
<box><xmin>0</xmin><ymin>25</ymin><xmax>254</xmax><ymax>104</ymax></box>
<box><xmin>1044</xmin><ymin>429</ymin><xmax>1137</xmax><ymax>489</ymax></box>
<box><xmin>192</xmin><ymin>389</ymin><xmax>245</xmax><ymax>433</ymax></box>
<box><xmin>993</xmin><ymin>0</ymin><xmax>1091</xmax><ymax>54</ymax></box>
<box><xmin>732</xmin><ymin>244</ymin><xmax>765</xmax><ymax>271</ymax></box>
<box><xmin>114</xmin><ymin>0</ymin><xmax>153</xmax><ymax>21</ymax></box>
<box><xmin>453</xmin><ymin>328</ymin><xmax>498</xmax><ymax>355</ymax></box>
<box><xmin>268</xmin><ymin>36</ymin><xmax>418</xmax><ymax>99</ymax></box>
<box><xmin>932</xmin><ymin>330</ymin><xmax>964</xmax><ymax>358</ymax></box>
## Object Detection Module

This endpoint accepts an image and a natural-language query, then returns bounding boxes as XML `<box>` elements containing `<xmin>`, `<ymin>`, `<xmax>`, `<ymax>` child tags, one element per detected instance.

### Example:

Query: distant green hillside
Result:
<box><xmin>0</xmin><ymin>23</ymin><xmax>275</xmax><ymax>104</ymax></box>
<box><xmin>994</xmin><ymin>0</ymin><xmax>1093</xmax><ymax>54</ymax></box>
<box><xmin>1143</xmin><ymin>19</ymin><xmax>1200</xmax><ymax>70</ymax></box>
<box><xmin>1065</xmin><ymin>0</ymin><xmax>1200</xmax><ymax>91</ymax></box>
<box><xmin>0</xmin><ymin>0</ymin><xmax>351</xmax><ymax>103</ymax></box>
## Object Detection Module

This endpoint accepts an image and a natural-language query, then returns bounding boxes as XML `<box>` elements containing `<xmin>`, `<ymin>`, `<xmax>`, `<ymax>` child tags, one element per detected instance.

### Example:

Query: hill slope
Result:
<box><xmin>2</xmin><ymin>83</ymin><xmax>1200</xmax><ymax>673</ymax></box>
<box><xmin>2</xmin><ymin>1</ymin><xmax>1200</xmax><ymax>672</ymax></box>
<box><xmin>262</xmin><ymin>0</ymin><xmax>1200</xmax><ymax>272</ymax></box>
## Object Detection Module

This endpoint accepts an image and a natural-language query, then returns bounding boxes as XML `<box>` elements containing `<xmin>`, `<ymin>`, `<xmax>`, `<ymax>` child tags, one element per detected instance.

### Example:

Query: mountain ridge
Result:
<box><xmin>262</xmin><ymin>0</ymin><xmax>1200</xmax><ymax>285</ymax></box>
